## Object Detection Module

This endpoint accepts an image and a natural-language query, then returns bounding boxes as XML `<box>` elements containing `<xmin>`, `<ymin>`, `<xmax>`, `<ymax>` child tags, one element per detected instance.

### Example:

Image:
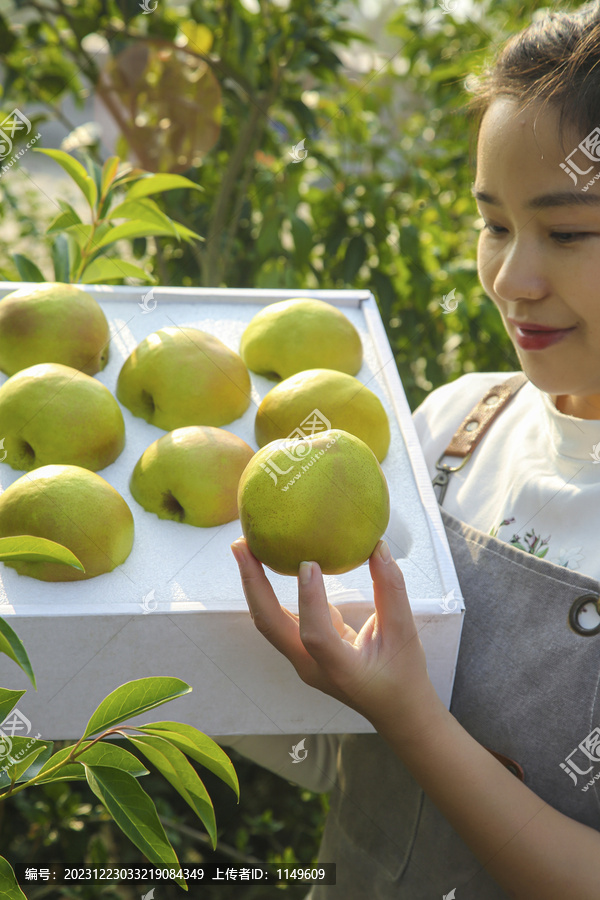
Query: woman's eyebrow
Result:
<box><xmin>471</xmin><ymin>186</ymin><xmax>600</xmax><ymax>209</ymax></box>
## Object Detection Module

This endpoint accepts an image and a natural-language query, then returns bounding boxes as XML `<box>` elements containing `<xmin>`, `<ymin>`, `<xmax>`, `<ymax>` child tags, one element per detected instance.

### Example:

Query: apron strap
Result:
<box><xmin>432</xmin><ymin>372</ymin><xmax>529</xmax><ymax>505</ymax></box>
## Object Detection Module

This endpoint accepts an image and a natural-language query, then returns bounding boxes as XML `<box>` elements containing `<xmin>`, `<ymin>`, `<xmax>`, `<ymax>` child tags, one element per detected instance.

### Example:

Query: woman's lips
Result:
<box><xmin>509</xmin><ymin>321</ymin><xmax>576</xmax><ymax>351</ymax></box>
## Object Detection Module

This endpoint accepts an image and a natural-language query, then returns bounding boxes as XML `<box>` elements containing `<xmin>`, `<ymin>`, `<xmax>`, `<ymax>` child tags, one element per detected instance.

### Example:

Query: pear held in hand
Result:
<box><xmin>237</xmin><ymin>429</ymin><xmax>390</xmax><ymax>575</ymax></box>
<box><xmin>255</xmin><ymin>368</ymin><xmax>390</xmax><ymax>462</ymax></box>
<box><xmin>130</xmin><ymin>426</ymin><xmax>255</xmax><ymax>527</ymax></box>
<box><xmin>0</xmin><ymin>465</ymin><xmax>134</xmax><ymax>581</ymax></box>
<box><xmin>240</xmin><ymin>298</ymin><xmax>363</xmax><ymax>380</ymax></box>
<box><xmin>117</xmin><ymin>327</ymin><xmax>251</xmax><ymax>431</ymax></box>
<box><xmin>0</xmin><ymin>282</ymin><xmax>110</xmax><ymax>376</ymax></box>
<box><xmin>0</xmin><ymin>363</ymin><xmax>125</xmax><ymax>471</ymax></box>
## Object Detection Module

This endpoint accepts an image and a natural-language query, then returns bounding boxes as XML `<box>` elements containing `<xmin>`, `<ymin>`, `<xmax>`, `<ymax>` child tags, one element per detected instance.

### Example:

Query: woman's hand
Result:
<box><xmin>230</xmin><ymin>537</ymin><xmax>443</xmax><ymax>748</ymax></box>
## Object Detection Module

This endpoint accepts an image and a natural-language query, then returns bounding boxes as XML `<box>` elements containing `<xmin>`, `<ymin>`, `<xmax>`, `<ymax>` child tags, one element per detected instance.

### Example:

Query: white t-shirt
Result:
<box><xmin>218</xmin><ymin>370</ymin><xmax>600</xmax><ymax>790</ymax></box>
<box><xmin>414</xmin><ymin>371</ymin><xmax>600</xmax><ymax>580</ymax></box>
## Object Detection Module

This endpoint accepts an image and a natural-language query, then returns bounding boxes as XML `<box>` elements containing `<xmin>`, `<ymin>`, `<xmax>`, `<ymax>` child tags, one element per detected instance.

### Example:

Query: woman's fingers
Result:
<box><xmin>369</xmin><ymin>540</ymin><xmax>417</xmax><ymax>645</ymax></box>
<box><xmin>230</xmin><ymin>539</ymin><xmax>301</xmax><ymax>657</ymax></box>
<box><xmin>295</xmin><ymin>560</ymin><xmax>357</xmax><ymax>679</ymax></box>
<box><xmin>231</xmin><ymin>540</ymin><xmax>357</xmax><ymax>688</ymax></box>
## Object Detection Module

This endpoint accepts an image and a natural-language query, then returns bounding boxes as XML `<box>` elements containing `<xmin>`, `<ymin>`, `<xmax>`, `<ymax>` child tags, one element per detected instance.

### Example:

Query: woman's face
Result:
<box><xmin>475</xmin><ymin>96</ymin><xmax>600</xmax><ymax>418</ymax></box>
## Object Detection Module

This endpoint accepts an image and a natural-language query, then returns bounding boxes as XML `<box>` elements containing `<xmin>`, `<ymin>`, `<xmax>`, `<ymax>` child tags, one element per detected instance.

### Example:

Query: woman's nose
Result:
<box><xmin>487</xmin><ymin>239</ymin><xmax>549</xmax><ymax>304</ymax></box>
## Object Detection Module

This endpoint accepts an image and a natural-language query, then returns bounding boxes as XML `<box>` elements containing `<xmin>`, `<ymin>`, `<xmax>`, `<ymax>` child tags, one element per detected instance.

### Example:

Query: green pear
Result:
<box><xmin>255</xmin><ymin>368</ymin><xmax>390</xmax><ymax>462</ymax></box>
<box><xmin>117</xmin><ymin>327</ymin><xmax>251</xmax><ymax>431</ymax></box>
<box><xmin>0</xmin><ymin>282</ymin><xmax>110</xmax><ymax>376</ymax></box>
<box><xmin>130</xmin><ymin>426</ymin><xmax>255</xmax><ymax>527</ymax></box>
<box><xmin>0</xmin><ymin>465</ymin><xmax>134</xmax><ymax>581</ymax></box>
<box><xmin>237</xmin><ymin>429</ymin><xmax>389</xmax><ymax>575</ymax></box>
<box><xmin>240</xmin><ymin>298</ymin><xmax>363</xmax><ymax>380</ymax></box>
<box><xmin>0</xmin><ymin>363</ymin><xmax>125</xmax><ymax>471</ymax></box>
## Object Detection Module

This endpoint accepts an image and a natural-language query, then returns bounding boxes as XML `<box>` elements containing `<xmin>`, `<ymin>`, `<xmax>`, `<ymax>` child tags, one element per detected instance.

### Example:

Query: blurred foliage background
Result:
<box><xmin>0</xmin><ymin>0</ymin><xmax>588</xmax><ymax>896</ymax></box>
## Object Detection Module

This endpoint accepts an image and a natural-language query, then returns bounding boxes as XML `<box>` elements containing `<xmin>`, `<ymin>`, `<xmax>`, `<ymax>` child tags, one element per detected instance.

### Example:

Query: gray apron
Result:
<box><xmin>307</xmin><ymin>492</ymin><xmax>600</xmax><ymax>898</ymax></box>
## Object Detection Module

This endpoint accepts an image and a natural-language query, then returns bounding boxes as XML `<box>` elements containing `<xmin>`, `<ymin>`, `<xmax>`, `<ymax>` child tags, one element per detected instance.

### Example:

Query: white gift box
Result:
<box><xmin>0</xmin><ymin>284</ymin><xmax>463</xmax><ymax>738</ymax></box>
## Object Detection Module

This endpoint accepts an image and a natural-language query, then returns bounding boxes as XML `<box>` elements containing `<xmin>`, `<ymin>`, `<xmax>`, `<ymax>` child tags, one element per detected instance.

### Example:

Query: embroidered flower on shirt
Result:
<box><xmin>490</xmin><ymin>519</ymin><xmax>585</xmax><ymax>568</ymax></box>
<box><xmin>489</xmin><ymin>518</ymin><xmax>515</xmax><ymax>539</ymax></box>
<box><xmin>490</xmin><ymin>519</ymin><xmax>551</xmax><ymax>559</ymax></box>
<box><xmin>510</xmin><ymin>529</ymin><xmax>550</xmax><ymax>559</ymax></box>
<box><xmin>551</xmin><ymin>546</ymin><xmax>585</xmax><ymax>570</ymax></box>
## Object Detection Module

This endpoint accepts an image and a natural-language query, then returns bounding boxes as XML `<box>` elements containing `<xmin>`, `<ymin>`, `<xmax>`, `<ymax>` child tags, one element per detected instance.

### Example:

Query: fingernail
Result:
<box><xmin>377</xmin><ymin>540</ymin><xmax>391</xmax><ymax>563</ymax></box>
<box><xmin>231</xmin><ymin>539</ymin><xmax>247</xmax><ymax>564</ymax></box>
<box><xmin>298</xmin><ymin>561</ymin><xmax>313</xmax><ymax>585</ymax></box>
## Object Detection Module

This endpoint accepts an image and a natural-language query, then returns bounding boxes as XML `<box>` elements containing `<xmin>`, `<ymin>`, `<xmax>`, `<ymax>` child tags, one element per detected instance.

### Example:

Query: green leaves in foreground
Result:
<box><xmin>0</xmin><ymin>535</ymin><xmax>84</xmax><ymax>573</ymax></box>
<box><xmin>85</xmin><ymin>765</ymin><xmax>187</xmax><ymax>888</ymax></box>
<box><xmin>0</xmin><ymin>670</ymin><xmax>239</xmax><ymax>891</ymax></box>
<box><xmin>0</xmin><ymin>855</ymin><xmax>27</xmax><ymax>900</ymax></box>
<box><xmin>0</xmin><ymin>615</ymin><xmax>36</xmax><ymax>689</ymax></box>
<box><xmin>83</xmin><ymin>676</ymin><xmax>192</xmax><ymax>737</ymax></box>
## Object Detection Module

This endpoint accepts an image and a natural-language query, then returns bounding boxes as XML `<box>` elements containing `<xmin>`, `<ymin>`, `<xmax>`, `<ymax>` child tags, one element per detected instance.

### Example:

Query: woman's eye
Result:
<box><xmin>480</xmin><ymin>224</ymin><xmax>592</xmax><ymax>243</ymax></box>
<box><xmin>482</xmin><ymin>223</ymin><xmax>507</xmax><ymax>235</ymax></box>
<box><xmin>551</xmin><ymin>232</ymin><xmax>589</xmax><ymax>243</ymax></box>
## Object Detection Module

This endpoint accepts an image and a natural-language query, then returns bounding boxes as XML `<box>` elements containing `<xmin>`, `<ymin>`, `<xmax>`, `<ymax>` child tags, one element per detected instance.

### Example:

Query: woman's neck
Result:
<box><xmin>552</xmin><ymin>394</ymin><xmax>600</xmax><ymax>420</ymax></box>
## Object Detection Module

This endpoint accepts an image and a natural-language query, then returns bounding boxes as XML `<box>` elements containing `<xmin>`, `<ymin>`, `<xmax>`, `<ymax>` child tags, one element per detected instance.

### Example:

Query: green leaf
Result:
<box><xmin>7</xmin><ymin>740</ymin><xmax>54</xmax><ymax>786</ymax></box>
<box><xmin>36</xmin><ymin>740</ymin><xmax>149</xmax><ymax>783</ymax></box>
<box><xmin>66</xmin><ymin>232</ymin><xmax>82</xmax><ymax>281</ymax></box>
<box><xmin>0</xmin><ymin>689</ymin><xmax>27</xmax><ymax>725</ymax></box>
<box><xmin>101</xmin><ymin>156</ymin><xmax>120</xmax><ymax>199</ymax></box>
<box><xmin>108</xmin><ymin>197</ymin><xmax>180</xmax><ymax>238</ymax></box>
<box><xmin>84</xmin><ymin>765</ymin><xmax>186</xmax><ymax>888</ymax></box>
<box><xmin>47</xmin><ymin>204</ymin><xmax>82</xmax><ymax>233</ymax></box>
<box><xmin>0</xmin><ymin>618</ymin><xmax>35</xmax><ymax>689</ymax></box>
<box><xmin>0</xmin><ymin>535</ymin><xmax>84</xmax><ymax>571</ymax></box>
<box><xmin>0</xmin><ymin>856</ymin><xmax>27</xmax><ymax>899</ymax></box>
<box><xmin>169</xmin><ymin>221</ymin><xmax>205</xmax><ymax>244</ymax></box>
<box><xmin>83</xmin><ymin>677</ymin><xmax>192</xmax><ymax>738</ymax></box>
<box><xmin>343</xmin><ymin>234</ymin><xmax>368</xmax><ymax>283</ymax></box>
<box><xmin>35</xmin><ymin>148</ymin><xmax>97</xmax><ymax>209</ymax></box>
<box><xmin>11</xmin><ymin>254</ymin><xmax>45</xmax><ymax>282</ymax></box>
<box><xmin>127</xmin><ymin>734</ymin><xmax>217</xmax><ymax>847</ymax></box>
<box><xmin>82</xmin><ymin>152</ymin><xmax>103</xmax><ymax>202</ymax></box>
<box><xmin>51</xmin><ymin>233</ymin><xmax>70</xmax><ymax>282</ymax></box>
<box><xmin>92</xmin><ymin>220</ymin><xmax>184</xmax><ymax>251</ymax></box>
<box><xmin>291</xmin><ymin>214</ymin><xmax>312</xmax><ymax>267</ymax></box>
<box><xmin>126</xmin><ymin>173</ymin><xmax>204</xmax><ymax>200</ymax></box>
<box><xmin>79</xmin><ymin>258</ymin><xmax>156</xmax><ymax>285</ymax></box>
<box><xmin>138</xmin><ymin>721</ymin><xmax>239</xmax><ymax>800</ymax></box>
<box><xmin>62</xmin><ymin>222</ymin><xmax>94</xmax><ymax>249</ymax></box>
<box><xmin>0</xmin><ymin>737</ymin><xmax>48</xmax><ymax>788</ymax></box>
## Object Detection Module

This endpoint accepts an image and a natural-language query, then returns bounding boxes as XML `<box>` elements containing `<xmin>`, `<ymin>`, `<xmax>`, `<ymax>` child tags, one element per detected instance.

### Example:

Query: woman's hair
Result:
<box><xmin>466</xmin><ymin>2</ymin><xmax>600</xmax><ymax>151</ymax></box>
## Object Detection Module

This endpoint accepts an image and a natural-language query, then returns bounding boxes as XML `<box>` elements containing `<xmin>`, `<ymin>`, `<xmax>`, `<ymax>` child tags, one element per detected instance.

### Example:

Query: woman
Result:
<box><xmin>226</xmin><ymin>4</ymin><xmax>600</xmax><ymax>897</ymax></box>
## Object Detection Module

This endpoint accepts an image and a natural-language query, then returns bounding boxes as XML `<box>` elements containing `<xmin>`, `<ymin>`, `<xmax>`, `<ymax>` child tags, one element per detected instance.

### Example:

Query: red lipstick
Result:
<box><xmin>507</xmin><ymin>319</ymin><xmax>576</xmax><ymax>351</ymax></box>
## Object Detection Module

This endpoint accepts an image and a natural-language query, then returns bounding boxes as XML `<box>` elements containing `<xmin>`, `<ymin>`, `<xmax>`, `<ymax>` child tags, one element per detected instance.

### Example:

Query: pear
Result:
<box><xmin>0</xmin><ymin>363</ymin><xmax>125</xmax><ymax>472</ymax></box>
<box><xmin>130</xmin><ymin>426</ymin><xmax>255</xmax><ymax>527</ymax></box>
<box><xmin>255</xmin><ymin>368</ymin><xmax>390</xmax><ymax>462</ymax></box>
<box><xmin>0</xmin><ymin>465</ymin><xmax>134</xmax><ymax>581</ymax></box>
<box><xmin>0</xmin><ymin>282</ymin><xmax>110</xmax><ymax>376</ymax></box>
<box><xmin>117</xmin><ymin>327</ymin><xmax>251</xmax><ymax>431</ymax></box>
<box><xmin>237</xmin><ymin>429</ymin><xmax>389</xmax><ymax>575</ymax></box>
<box><xmin>240</xmin><ymin>298</ymin><xmax>363</xmax><ymax>380</ymax></box>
